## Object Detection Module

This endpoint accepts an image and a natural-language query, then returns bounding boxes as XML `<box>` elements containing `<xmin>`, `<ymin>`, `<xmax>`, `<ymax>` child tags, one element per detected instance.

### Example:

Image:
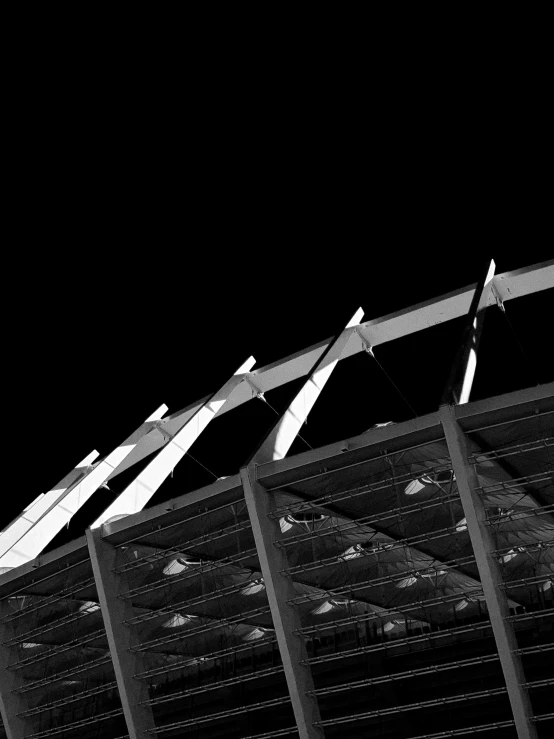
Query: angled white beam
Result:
<box><xmin>0</xmin><ymin>406</ymin><xmax>168</xmax><ymax>569</ymax></box>
<box><xmin>0</xmin><ymin>450</ymin><xmax>99</xmax><ymax>559</ymax></box>
<box><xmin>92</xmin><ymin>357</ymin><xmax>256</xmax><ymax>528</ymax></box>
<box><xmin>442</xmin><ymin>260</ymin><xmax>496</xmax><ymax>406</ymax></box>
<box><xmin>440</xmin><ymin>405</ymin><xmax>537</xmax><ymax>739</ymax></box>
<box><xmin>241</xmin><ymin>466</ymin><xmax>324</xmax><ymax>739</ymax></box>
<box><xmin>0</xmin><ymin>494</ymin><xmax>43</xmax><ymax>536</ymax></box>
<box><xmin>106</xmin><ymin>396</ymin><xmax>211</xmax><ymax>483</ymax></box>
<box><xmin>251</xmin><ymin>309</ymin><xmax>364</xmax><ymax>465</ymax></box>
<box><xmin>87</xmin><ymin>528</ymin><xmax>154</xmax><ymax>739</ymax></box>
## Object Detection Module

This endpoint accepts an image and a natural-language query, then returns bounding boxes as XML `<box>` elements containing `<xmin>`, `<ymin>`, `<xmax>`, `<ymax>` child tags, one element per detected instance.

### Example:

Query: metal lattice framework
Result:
<box><xmin>0</xmin><ymin>260</ymin><xmax>552</xmax><ymax>739</ymax></box>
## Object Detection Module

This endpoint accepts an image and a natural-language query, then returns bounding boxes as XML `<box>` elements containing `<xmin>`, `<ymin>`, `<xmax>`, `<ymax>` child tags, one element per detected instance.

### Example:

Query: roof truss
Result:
<box><xmin>2</xmin><ymin>261</ymin><xmax>551</xmax><ymax>567</ymax></box>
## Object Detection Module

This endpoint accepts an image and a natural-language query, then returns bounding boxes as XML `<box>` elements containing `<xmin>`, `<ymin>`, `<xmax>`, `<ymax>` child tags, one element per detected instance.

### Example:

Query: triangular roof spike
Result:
<box><xmin>0</xmin><ymin>406</ymin><xmax>168</xmax><ymax>569</ymax></box>
<box><xmin>250</xmin><ymin>308</ymin><xmax>364</xmax><ymax>465</ymax></box>
<box><xmin>91</xmin><ymin>356</ymin><xmax>256</xmax><ymax>529</ymax></box>
<box><xmin>0</xmin><ymin>450</ymin><xmax>99</xmax><ymax>558</ymax></box>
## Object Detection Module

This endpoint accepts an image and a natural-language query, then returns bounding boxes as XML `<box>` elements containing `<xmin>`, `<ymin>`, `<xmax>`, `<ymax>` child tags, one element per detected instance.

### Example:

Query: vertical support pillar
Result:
<box><xmin>440</xmin><ymin>405</ymin><xmax>537</xmax><ymax>739</ymax></box>
<box><xmin>240</xmin><ymin>466</ymin><xmax>323</xmax><ymax>739</ymax></box>
<box><xmin>0</xmin><ymin>601</ymin><xmax>31</xmax><ymax>739</ymax></box>
<box><xmin>86</xmin><ymin>528</ymin><xmax>155</xmax><ymax>739</ymax></box>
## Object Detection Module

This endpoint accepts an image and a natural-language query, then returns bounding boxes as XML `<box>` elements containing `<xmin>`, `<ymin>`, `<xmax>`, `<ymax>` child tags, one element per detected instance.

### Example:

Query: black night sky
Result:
<box><xmin>6</xmin><ymin>22</ymin><xmax>553</xmax><ymax>556</ymax></box>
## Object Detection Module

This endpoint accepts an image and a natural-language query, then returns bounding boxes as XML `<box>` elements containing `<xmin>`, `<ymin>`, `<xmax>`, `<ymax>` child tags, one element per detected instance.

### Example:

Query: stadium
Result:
<box><xmin>0</xmin><ymin>261</ymin><xmax>552</xmax><ymax>739</ymax></box>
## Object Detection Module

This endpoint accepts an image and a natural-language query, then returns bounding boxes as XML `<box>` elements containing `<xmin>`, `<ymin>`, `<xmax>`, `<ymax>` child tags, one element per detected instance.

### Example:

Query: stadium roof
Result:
<box><xmin>0</xmin><ymin>259</ymin><xmax>552</xmax><ymax>739</ymax></box>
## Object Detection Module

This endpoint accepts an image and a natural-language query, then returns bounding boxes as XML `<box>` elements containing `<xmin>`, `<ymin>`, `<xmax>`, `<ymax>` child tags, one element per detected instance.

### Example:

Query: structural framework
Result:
<box><xmin>0</xmin><ymin>261</ymin><xmax>552</xmax><ymax>739</ymax></box>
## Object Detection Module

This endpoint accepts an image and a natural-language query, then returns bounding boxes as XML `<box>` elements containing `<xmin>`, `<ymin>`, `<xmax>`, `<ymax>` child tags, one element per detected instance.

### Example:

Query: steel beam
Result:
<box><xmin>240</xmin><ymin>261</ymin><xmax>553</xmax><ymax>410</ymax></box>
<box><xmin>0</xmin><ymin>450</ymin><xmax>99</xmax><ymax>559</ymax></box>
<box><xmin>240</xmin><ymin>466</ymin><xmax>323</xmax><ymax>739</ymax></box>
<box><xmin>86</xmin><ymin>527</ymin><xmax>155</xmax><ymax>739</ymax></box>
<box><xmin>92</xmin><ymin>356</ymin><xmax>256</xmax><ymax>528</ymax></box>
<box><xmin>252</xmin><ymin>308</ymin><xmax>364</xmax><ymax>464</ymax></box>
<box><xmin>442</xmin><ymin>260</ymin><xmax>496</xmax><ymax>406</ymax></box>
<box><xmin>440</xmin><ymin>405</ymin><xmax>537</xmax><ymax>739</ymax></box>
<box><xmin>455</xmin><ymin>382</ymin><xmax>554</xmax><ymax>429</ymax></box>
<box><xmin>0</xmin><ymin>406</ymin><xmax>168</xmax><ymax>569</ymax></box>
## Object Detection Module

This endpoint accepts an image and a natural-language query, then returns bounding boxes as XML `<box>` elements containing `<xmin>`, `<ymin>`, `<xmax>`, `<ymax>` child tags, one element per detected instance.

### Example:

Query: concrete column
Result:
<box><xmin>86</xmin><ymin>528</ymin><xmax>155</xmax><ymax>739</ymax></box>
<box><xmin>440</xmin><ymin>405</ymin><xmax>537</xmax><ymax>739</ymax></box>
<box><xmin>240</xmin><ymin>466</ymin><xmax>323</xmax><ymax>739</ymax></box>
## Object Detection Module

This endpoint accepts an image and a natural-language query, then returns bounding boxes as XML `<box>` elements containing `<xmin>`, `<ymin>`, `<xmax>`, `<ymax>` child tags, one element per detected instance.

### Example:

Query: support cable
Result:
<box><xmin>363</xmin><ymin>344</ymin><xmax>418</xmax><ymax>417</ymax></box>
<box><xmin>256</xmin><ymin>392</ymin><xmax>313</xmax><ymax>450</ymax></box>
<box><xmin>495</xmin><ymin>298</ymin><xmax>541</xmax><ymax>387</ymax></box>
<box><xmin>185</xmin><ymin>452</ymin><xmax>218</xmax><ymax>480</ymax></box>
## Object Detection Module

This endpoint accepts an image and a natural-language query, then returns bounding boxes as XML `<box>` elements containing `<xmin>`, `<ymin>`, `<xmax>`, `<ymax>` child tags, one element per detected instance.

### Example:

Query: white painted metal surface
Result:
<box><xmin>493</xmin><ymin>260</ymin><xmax>554</xmax><ymax>302</ymax></box>
<box><xmin>458</xmin><ymin>260</ymin><xmax>496</xmax><ymax>404</ymax></box>
<box><xmin>106</xmin><ymin>398</ymin><xmax>210</xmax><ymax>482</ymax></box>
<box><xmin>92</xmin><ymin>357</ymin><xmax>256</xmax><ymax>528</ymax></box>
<box><xmin>0</xmin><ymin>450</ymin><xmax>99</xmax><ymax>559</ymax></box>
<box><xmin>252</xmin><ymin>309</ymin><xmax>364</xmax><ymax>464</ymax></box>
<box><xmin>0</xmin><ymin>407</ymin><xmax>168</xmax><ymax>569</ymax></box>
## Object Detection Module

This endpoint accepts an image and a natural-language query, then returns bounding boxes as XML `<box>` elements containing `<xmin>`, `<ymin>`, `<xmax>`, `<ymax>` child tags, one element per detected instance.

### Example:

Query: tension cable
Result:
<box><xmin>363</xmin><ymin>344</ymin><xmax>418</xmax><ymax>418</ymax></box>
<box><xmin>255</xmin><ymin>392</ymin><xmax>313</xmax><ymax>451</ymax></box>
<box><xmin>185</xmin><ymin>452</ymin><xmax>219</xmax><ymax>480</ymax></box>
<box><xmin>494</xmin><ymin>296</ymin><xmax>540</xmax><ymax>387</ymax></box>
